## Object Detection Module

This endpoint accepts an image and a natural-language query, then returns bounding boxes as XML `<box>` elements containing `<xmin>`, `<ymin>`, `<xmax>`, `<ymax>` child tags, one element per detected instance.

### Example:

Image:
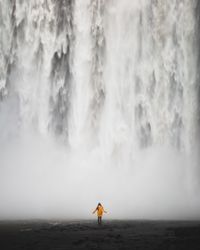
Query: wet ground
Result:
<box><xmin>0</xmin><ymin>220</ymin><xmax>200</xmax><ymax>250</ymax></box>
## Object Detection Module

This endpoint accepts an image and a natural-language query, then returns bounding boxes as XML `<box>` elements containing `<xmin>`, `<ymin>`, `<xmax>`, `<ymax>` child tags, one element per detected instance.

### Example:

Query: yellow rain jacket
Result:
<box><xmin>97</xmin><ymin>205</ymin><xmax>104</xmax><ymax>217</ymax></box>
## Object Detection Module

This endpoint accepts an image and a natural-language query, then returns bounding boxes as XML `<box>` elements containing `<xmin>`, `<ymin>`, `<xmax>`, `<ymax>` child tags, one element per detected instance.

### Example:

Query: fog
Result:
<box><xmin>0</xmin><ymin>98</ymin><xmax>200</xmax><ymax>220</ymax></box>
<box><xmin>1</xmin><ymin>136</ymin><xmax>200</xmax><ymax>220</ymax></box>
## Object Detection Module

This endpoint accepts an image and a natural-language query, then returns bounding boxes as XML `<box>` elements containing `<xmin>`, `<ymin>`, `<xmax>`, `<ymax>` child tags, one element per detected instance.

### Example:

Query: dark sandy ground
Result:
<box><xmin>0</xmin><ymin>220</ymin><xmax>200</xmax><ymax>250</ymax></box>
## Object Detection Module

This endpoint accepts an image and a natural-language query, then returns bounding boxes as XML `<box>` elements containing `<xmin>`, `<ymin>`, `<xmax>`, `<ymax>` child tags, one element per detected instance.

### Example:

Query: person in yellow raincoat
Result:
<box><xmin>92</xmin><ymin>202</ymin><xmax>107</xmax><ymax>225</ymax></box>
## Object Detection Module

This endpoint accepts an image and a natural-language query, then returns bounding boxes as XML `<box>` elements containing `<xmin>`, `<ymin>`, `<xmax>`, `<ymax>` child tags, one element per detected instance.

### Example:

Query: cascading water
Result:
<box><xmin>0</xmin><ymin>0</ymin><xmax>200</xmax><ymax>219</ymax></box>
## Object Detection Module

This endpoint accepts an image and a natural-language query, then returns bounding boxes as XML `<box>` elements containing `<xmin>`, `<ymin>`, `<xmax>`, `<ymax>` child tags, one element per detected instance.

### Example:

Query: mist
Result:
<box><xmin>1</xmin><ymin>0</ymin><xmax>200</xmax><ymax>220</ymax></box>
<box><xmin>1</xmin><ymin>99</ymin><xmax>200</xmax><ymax>220</ymax></box>
<box><xmin>1</xmin><ymin>134</ymin><xmax>200</xmax><ymax>220</ymax></box>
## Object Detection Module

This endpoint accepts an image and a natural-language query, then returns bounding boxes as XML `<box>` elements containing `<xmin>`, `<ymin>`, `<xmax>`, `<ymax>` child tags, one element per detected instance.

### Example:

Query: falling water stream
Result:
<box><xmin>0</xmin><ymin>0</ymin><xmax>200</xmax><ymax>219</ymax></box>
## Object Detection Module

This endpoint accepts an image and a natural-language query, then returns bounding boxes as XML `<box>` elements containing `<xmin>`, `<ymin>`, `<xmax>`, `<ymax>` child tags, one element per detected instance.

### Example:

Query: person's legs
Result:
<box><xmin>98</xmin><ymin>216</ymin><xmax>102</xmax><ymax>225</ymax></box>
<box><xmin>97</xmin><ymin>216</ymin><xmax>101</xmax><ymax>225</ymax></box>
<box><xmin>99</xmin><ymin>216</ymin><xmax>102</xmax><ymax>225</ymax></box>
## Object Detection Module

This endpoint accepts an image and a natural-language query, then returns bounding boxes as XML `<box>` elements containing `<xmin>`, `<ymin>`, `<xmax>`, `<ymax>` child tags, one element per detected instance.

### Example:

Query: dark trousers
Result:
<box><xmin>98</xmin><ymin>216</ymin><xmax>102</xmax><ymax>225</ymax></box>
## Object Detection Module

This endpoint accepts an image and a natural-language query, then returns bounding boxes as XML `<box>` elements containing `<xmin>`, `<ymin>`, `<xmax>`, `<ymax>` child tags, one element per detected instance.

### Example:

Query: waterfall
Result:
<box><xmin>0</xmin><ymin>0</ymin><xmax>200</xmax><ymax>219</ymax></box>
